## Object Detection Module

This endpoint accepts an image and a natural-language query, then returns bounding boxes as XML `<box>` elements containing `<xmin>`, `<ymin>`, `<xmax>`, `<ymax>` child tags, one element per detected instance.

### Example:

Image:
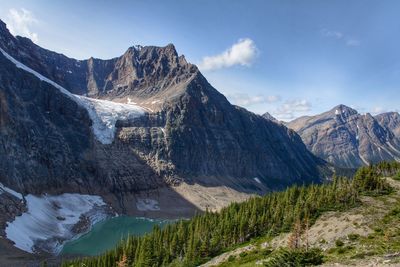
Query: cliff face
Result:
<box><xmin>0</xmin><ymin>21</ymin><xmax>196</xmax><ymax>108</ymax></box>
<box><xmin>116</xmin><ymin>73</ymin><xmax>327</xmax><ymax>189</ymax></box>
<box><xmin>0</xmin><ymin>51</ymin><xmax>164</xmax><ymax>195</ymax></box>
<box><xmin>0</xmin><ymin>19</ymin><xmax>328</xmax><ymax>199</ymax></box>
<box><xmin>287</xmin><ymin>105</ymin><xmax>400</xmax><ymax>168</ymax></box>
<box><xmin>0</xmin><ymin>51</ymin><xmax>92</xmax><ymax>192</ymax></box>
<box><xmin>375</xmin><ymin>112</ymin><xmax>400</xmax><ymax>136</ymax></box>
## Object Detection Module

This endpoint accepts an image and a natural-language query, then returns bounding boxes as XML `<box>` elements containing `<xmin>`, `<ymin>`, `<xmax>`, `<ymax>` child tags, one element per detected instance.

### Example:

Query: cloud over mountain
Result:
<box><xmin>199</xmin><ymin>38</ymin><xmax>258</xmax><ymax>71</ymax></box>
<box><xmin>6</xmin><ymin>8</ymin><xmax>38</xmax><ymax>43</ymax></box>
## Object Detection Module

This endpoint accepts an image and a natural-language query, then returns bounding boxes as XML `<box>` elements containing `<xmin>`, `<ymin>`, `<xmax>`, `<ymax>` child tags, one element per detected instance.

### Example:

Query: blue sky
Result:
<box><xmin>1</xmin><ymin>0</ymin><xmax>399</xmax><ymax>120</ymax></box>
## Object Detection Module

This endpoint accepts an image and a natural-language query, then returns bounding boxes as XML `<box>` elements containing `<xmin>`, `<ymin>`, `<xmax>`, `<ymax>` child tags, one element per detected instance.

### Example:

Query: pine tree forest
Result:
<box><xmin>63</xmin><ymin>162</ymin><xmax>400</xmax><ymax>267</ymax></box>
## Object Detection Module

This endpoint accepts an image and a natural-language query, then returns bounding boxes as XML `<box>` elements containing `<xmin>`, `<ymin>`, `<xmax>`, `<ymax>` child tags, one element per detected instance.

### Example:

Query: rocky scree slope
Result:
<box><xmin>0</xmin><ymin>19</ymin><xmax>328</xmax><ymax>201</ymax></box>
<box><xmin>287</xmin><ymin>104</ymin><xmax>400</xmax><ymax>168</ymax></box>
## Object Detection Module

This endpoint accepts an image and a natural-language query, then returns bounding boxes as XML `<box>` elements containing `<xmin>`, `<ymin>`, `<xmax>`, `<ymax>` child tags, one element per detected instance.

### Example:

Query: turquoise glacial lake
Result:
<box><xmin>61</xmin><ymin>216</ymin><xmax>170</xmax><ymax>256</ymax></box>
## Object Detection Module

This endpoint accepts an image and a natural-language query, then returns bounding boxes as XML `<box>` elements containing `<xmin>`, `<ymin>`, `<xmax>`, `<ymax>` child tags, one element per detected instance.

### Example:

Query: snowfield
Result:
<box><xmin>0</xmin><ymin>183</ymin><xmax>23</xmax><ymax>200</ymax></box>
<box><xmin>136</xmin><ymin>198</ymin><xmax>160</xmax><ymax>211</ymax></box>
<box><xmin>0</xmin><ymin>48</ymin><xmax>146</xmax><ymax>144</ymax></box>
<box><xmin>5</xmin><ymin>193</ymin><xmax>108</xmax><ymax>254</ymax></box>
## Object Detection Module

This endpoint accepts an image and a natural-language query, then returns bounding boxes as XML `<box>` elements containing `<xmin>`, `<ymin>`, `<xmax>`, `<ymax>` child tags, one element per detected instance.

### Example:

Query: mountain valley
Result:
<box><xmin>0</xmin><ymin>18</ymin><xmax>331</xmax><ymax>264</ymax></box>
<box><xmin>0</xmin><ymin>3</ymin><xmax>399</xmax><ymax>265</ymax></box>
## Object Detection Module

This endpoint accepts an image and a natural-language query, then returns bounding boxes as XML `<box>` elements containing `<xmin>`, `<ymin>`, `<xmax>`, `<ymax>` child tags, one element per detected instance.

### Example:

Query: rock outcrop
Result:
<box><xmin>262</xmin><ymin>112</ymin><xmax>279</xmax><ymax>123</ymax></box>
<box><xmin>375</xmin><ymin>112</ymin><xmax>400</xmax><ymax>136</ymax></box>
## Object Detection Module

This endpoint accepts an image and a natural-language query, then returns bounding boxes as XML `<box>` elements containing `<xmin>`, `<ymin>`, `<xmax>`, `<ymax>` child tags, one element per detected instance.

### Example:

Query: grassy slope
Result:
<box><xmin>204</xmin><ymin>177</ymin><xmax>400</xmax><ymax>267</ymax></box>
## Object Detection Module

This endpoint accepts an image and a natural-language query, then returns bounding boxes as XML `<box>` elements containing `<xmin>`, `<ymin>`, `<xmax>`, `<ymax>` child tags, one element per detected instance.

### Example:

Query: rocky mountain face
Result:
<box><xmin>287</xmin><ymin>105</ymin><xmax>400</xmax><ymax>168</ymax></box>
<box><xmin>0</xmin><ymin>49</ymin><xmax>164</xmax><ymax>195</ymax></box>
<box><xmin>375</xmin><ymin>112</ymin><xmax>400</xmax><ymax>136</ymax></box>
<box><xmin>0</xmin><ymin>19</ymin><xmax>196</xmax><ymax>111</ymax></box>
<box><xmin>262</xmin><ymin>112</ymin><xmax>279</xmax><ymax>122</ymax></box>
<box><xmin>0</xmin><ymin>19</ymin><xmax>328</xmax><ymax>203</ymax></box>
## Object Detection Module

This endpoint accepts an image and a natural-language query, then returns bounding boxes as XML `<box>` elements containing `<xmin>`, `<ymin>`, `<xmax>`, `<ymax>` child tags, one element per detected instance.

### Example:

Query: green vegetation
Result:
<box><xmin>352</xmin><ymin>164</ymin><xmax>393</xmax><ymax>195</ymax></box>
<box><xmin>373</xmin><ymin>161</ymin><xmax>400</xmax><ymax>176</ymax></box>
<box><xmin>321</xmin><ymin>162</ymin><xmax>400</xmax><ymax>265</ymax></box>
<box><xmin>63</xmin><ymin>162</ymin><xmax>400</xmax><ymax>267</ymax></box>
<box><xmin>324</xmin><ymin>198</ymin><xmax>400</xmax><ymax>263</ymax></box>
<box><xmin>216</xmin><ymin>249</ymin><xmax>273</xmax><ymax>267</ymax></box>
<box><xmin>347</xmin><ymin>233</ymin><xmax>359</xmax><ymax>241</ymax></box>
<box><xmin>335</xmin><ymin>240</ymin><xmax>344</xmax><ymax>247</ymax></box>
<box><xmin>216</xmin><ymin>248</ymin><xmax>324</xmax><ymax>267</ymax></box>
<box><xmin>263</xmin><ymin>248</ymin><xmax>324</xmax><ymax>267</ymax></box>
<box><xmin>353</xmin><ymin>201</ymin><xmax>400</xmax><ymax>258</ymax></box>
<box><xmin>394</xmin><ymin>171</ymin><xmax>400</xmax><ymax>181</ymax></box>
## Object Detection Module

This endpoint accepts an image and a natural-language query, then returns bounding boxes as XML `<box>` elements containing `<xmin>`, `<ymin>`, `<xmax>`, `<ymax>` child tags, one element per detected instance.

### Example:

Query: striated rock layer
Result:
<box><xmin>287</xmin><ymin>105</ymin><xmax>400</xmax><ymax>168</ymax></box>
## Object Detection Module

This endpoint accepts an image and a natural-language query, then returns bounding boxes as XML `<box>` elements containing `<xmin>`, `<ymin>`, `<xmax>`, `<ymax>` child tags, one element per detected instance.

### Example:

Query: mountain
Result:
<box><xmin>287</xmin><ymin>104</ymin><xmax>400</xmax><ymax>168</ymax></box>
<box><xmin>375</xmin><ymin>112</ymin><xmax>400</xmax><ymax>136</ymax></box>
<box><xmin>0</xmin><ymin>19</ymin><xmax>198</xmax><ymax>110</ymax></box>
<box><xmin>0</xmin><ymin>19</ymin><xmax>328</xmax><ymax>211</ymax></box>
<box><xmin>262</xmin><ymin>112</ymin><xmax>279</xmax><ymax>122</ymax></box>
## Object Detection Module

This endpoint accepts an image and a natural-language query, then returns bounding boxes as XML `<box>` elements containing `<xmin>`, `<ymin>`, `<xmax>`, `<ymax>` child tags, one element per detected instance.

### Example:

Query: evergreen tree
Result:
<box><xmin>62</xmin><ymin>162</ymin><xmax>397</xmax><ymax>267</ymax></box>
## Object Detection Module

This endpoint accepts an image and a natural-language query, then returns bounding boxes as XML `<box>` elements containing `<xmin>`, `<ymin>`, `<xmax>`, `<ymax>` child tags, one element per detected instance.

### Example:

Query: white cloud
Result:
<box><xmin>321</xmin><ymin>28</ymin><xmax>360</xmax><ymax>47</ymax></box>
<box><xmin>321</xmin><ymin>29</ymin><xmax>343</xmax><ymax>39</ymax></box>
<box><xmin>227</xmin><ymin>93</ymin><xmax>281</xmax><ymax>106</ymax></box>
<box><xmin>371</xmin><ymin>106</ymin><xmax>388</xmax><ymax>115</ymax></box>
<box><xmin>199</xmin><ymin>38</ymin><xmax>258</xmax><ymax>71</ymax></box>
<box><xmin>273</xmin><ymin>99</ymin><xmax>312</xmax><ymax>120</ymax></box>
<box><xmin>6</xmin><ymin>8</ymin><xmax>38</xmax><ymax>43</ymax></box>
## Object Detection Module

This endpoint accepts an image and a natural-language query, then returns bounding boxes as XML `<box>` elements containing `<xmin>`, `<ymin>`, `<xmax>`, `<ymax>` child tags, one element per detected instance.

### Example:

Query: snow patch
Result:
<box><xmin>359</xmin><ymin>153</ymin><xmax>369</xmax><ymax>165</ymax></box>
<box><xmin>335</xmin><ymin>109</ymin><xmax>340</xmax><ymax>115</ymax></box>
<box><xmin>5</xmin><ymin>193</ymin><xmax>108</xmax><ymax>254</ymax></box>
<box><xmin>160</xmin><ymin>127</ymin><xmax>166</xmax><ymax>135</ymax></box>
<box><xmin>388</xmin><ymin>142</ymin><xmax>400</xmax><ymax>154</ymax></box>
<box><xmin>144</xmin><ymin>107</ymin><xmax>154</xmax><ymax>113</ymax></box>
<box><xmin>0</xmin><ymin>48</ymin><xmax>76</xmax><ymax>99</ymax></box>
<box><xmin>374</xmin><ymin>143</ymin><xmax>396</xmax><ymax>158</ymax></box>
<box><xmin>136</xmin><ymin>198</ymin><xmax>160</xmax><ymax>211</ymax></box>
<box><xmin>127</xmin><ymin>97</ymin><xmax>137</xmax><ymax>105</ymax></box>
<box><xmin>254</xmin><ymin>177</ymin><xmax>262</xmax><ymax>184</ymax></box>
<box><xmin>0</xmin><ymin>48</ymin><xmax>145</xmax><ymax>145</ymax></box>
<box><xmin>0</xmin><ymin>183</ymin><xmax>23</xmax><ymax>200</ymax></box>
<box><xmin>134</xmin><ymin>45</ymin><xmax>143</xmax><ymax>51</ymax></box>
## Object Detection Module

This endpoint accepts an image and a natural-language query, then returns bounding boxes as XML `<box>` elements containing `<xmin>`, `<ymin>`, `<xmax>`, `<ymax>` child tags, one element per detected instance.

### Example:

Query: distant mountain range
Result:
<box><xmin>286</xmin><ymin>105</ymin><xmax>400</xmax><ymax>168</ymax></box>
<box><xmin>0</xmin><ymin>18</ymin><xmax>328</xmax><ymax>206</ymax></box>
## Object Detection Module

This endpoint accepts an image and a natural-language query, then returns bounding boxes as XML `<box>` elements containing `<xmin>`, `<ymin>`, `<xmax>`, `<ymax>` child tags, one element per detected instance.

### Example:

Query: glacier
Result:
<box><xmin>76</xmin><ymin>96</ymin><xmax>145</xmax><ymax>144</ymax></box>
<box><xmin>0</xmin><ymin>48</ymin><xmax>145</xmax><ymax>144</ymax></box>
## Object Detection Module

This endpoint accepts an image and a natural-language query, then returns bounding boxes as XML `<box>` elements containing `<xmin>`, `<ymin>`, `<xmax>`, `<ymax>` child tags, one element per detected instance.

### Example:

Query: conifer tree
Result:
<box><xmin>62</xmin><ymin>162</ymin><xmax>397</xmax><ymax>267</ymax></box>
